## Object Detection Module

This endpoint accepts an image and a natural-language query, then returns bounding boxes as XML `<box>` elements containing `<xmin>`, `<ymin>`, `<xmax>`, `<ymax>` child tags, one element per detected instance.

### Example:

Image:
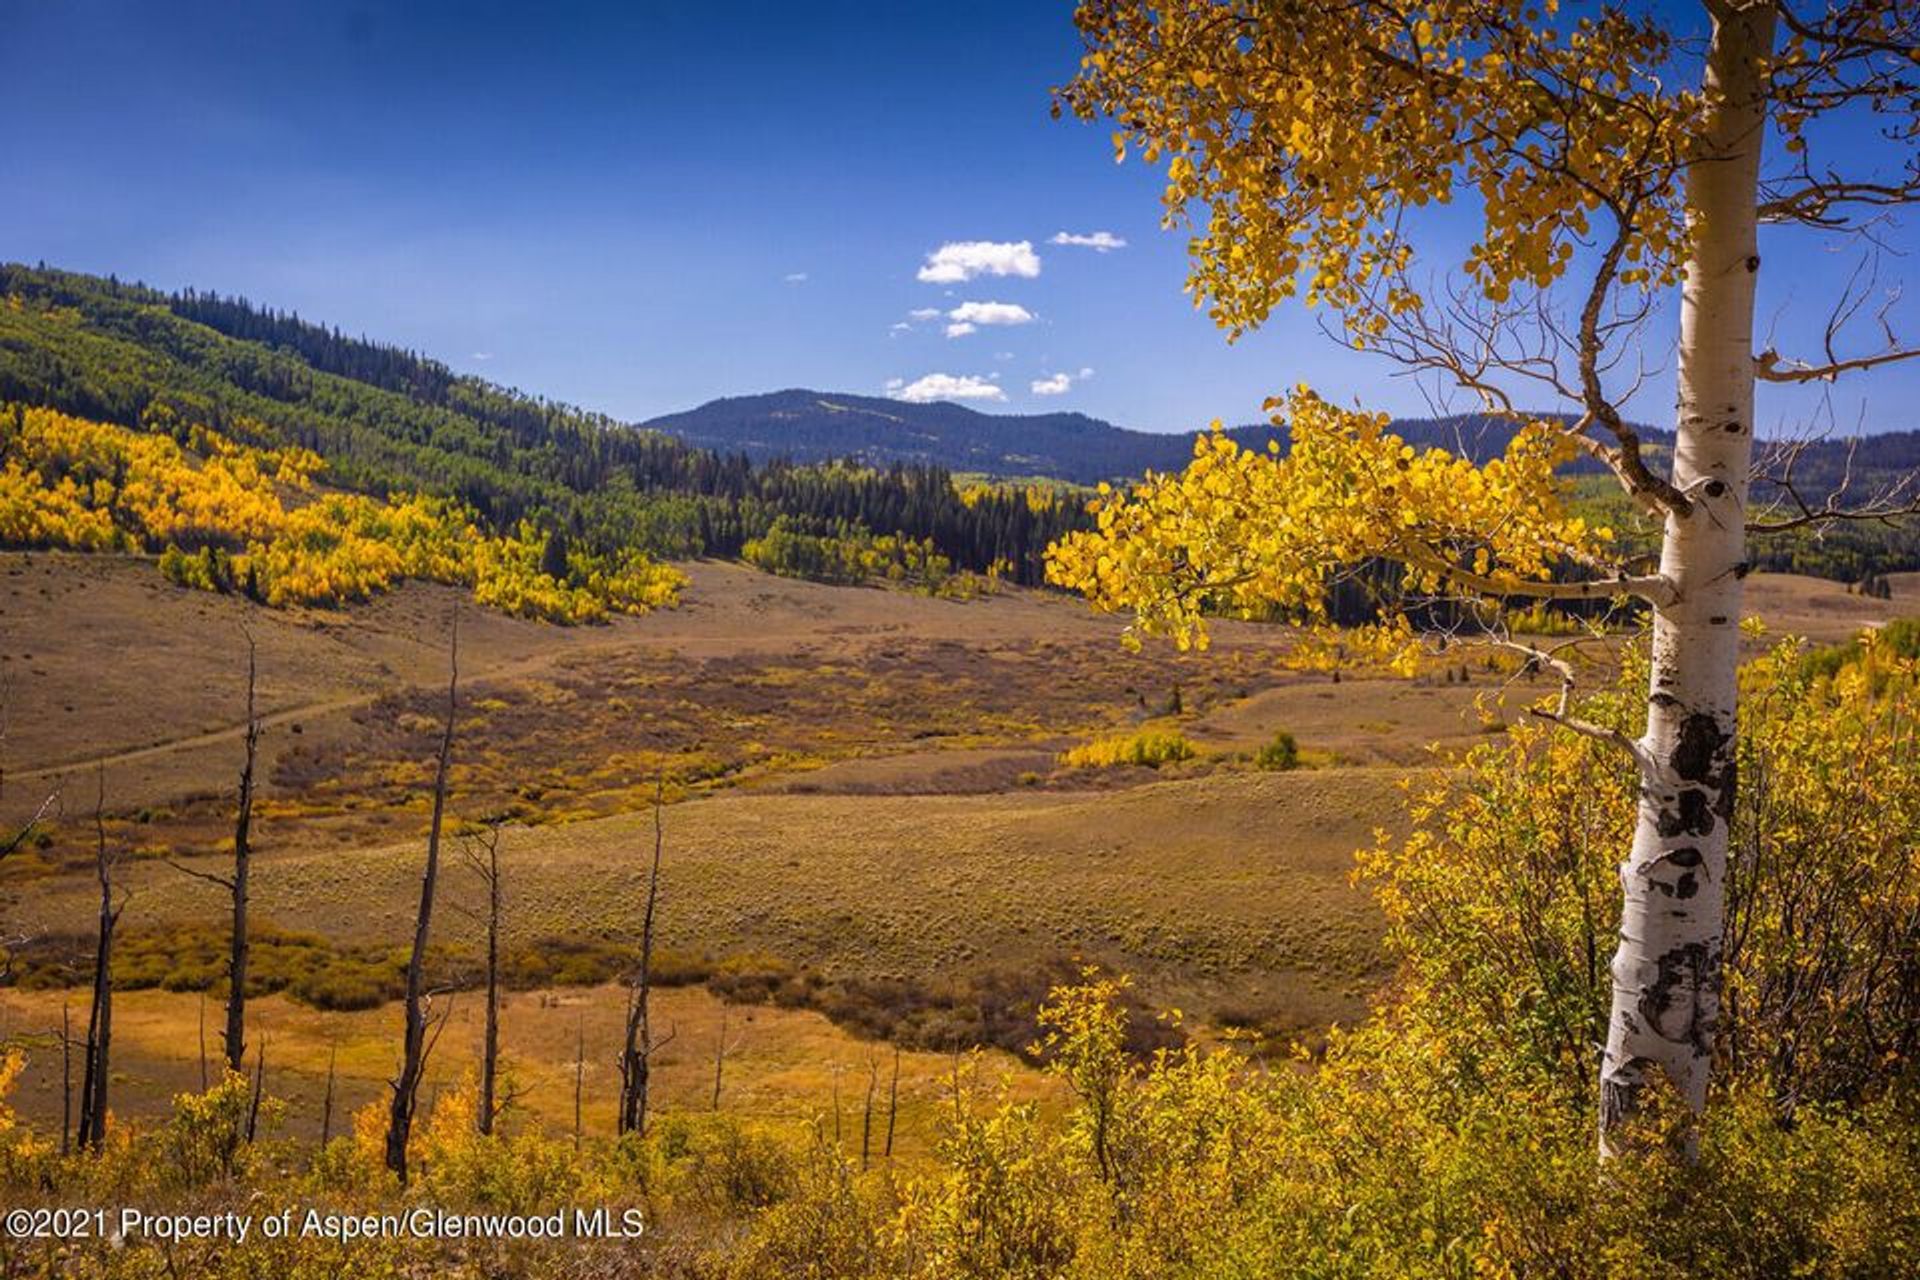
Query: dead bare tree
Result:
<box><xmin>245</xmin><ymin>1035</ymin><xmax>268</xmax><ymax>1142</ymax></box>
<box><xmin>618</xmin><ymin>778</ymin><xmax>674</xmax><ymax>1136</ymax></box>
<box><xmin>60</xmin><ymin>1004</ymin><xmax>72</xmax><ymax>1156</ymax></box>
<box><xmin>163</xmin><ymin>631</ymin><xmax>262</xmax><ymax>1074</ymax></box>
<box><xmin>861</xmin><ymin>1052</ymin><xmax>877</xmax><ymax>1169</ymax></box>
<box><xmin>457</xmin><ymin>822</ymin><xmax>512</xmax><ymax>1136</ymax></box>
<box><xmin>385</xmin><ymin>616</ymin><xmax>459</xmax><ymax>1183</ymax></box>
<box><xmin>76</xmin><ymin>769</ymin><xmax>127</xmax><ymax>1151</ymax></box>
<box><xmin>573</xmin><ymin>1014</ymin><xmax>586</xmax><ymax>1151</ymax></box>
<box><xmin>710</xmin><ymin>1007</ymin><xmax>746</xmax><ymax>1112</ymax></box>
<box><xmin>830</xmin><ymin>1061</ymin><xmax>844</xmax><ymax>1148</ymax></box>
<box><xmin>227</xmin><ymin>634</ymin><xmax>260</xmax><ymax>1072</ymax></box>
<box><xmin>884</xmin><ymin>1045</ymin><xmax>900</xmax><ymax>1160</ymax></box>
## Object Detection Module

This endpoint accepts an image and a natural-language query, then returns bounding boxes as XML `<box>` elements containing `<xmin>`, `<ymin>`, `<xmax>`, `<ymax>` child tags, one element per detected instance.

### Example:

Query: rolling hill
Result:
<box><xmin>641</xmin><ymin>388</ymin><xmax>1208</xmax><ymax>483</ymax></box>
<box><xmin>3</xmin><ymin>263</ymin><xmax>1917</xmax><ymax>581</ymax></box>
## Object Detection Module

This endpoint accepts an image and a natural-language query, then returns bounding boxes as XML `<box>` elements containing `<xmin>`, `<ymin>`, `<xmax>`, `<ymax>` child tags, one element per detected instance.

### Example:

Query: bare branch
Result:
<box><xmin>1755</xmin><ymin>345</ymin><xmax>1920</xmax><ymax>384</ymax></box>
<box><xmin>161</xmin><ymin>858</ymin><xmax>237</xmax><ymax>892</ymax></box>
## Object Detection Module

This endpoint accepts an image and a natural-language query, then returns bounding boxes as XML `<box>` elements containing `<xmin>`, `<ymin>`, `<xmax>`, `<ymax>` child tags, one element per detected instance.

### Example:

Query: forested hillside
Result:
<box><xmin>4</xmin><ymin>264</ymin><xmax>1915</xmax><ymax>589</ymax></box>
<box><xmin>0</xmin><ymin>265</ymin><xmax>1084</xmax><ymax>586</ymax></box>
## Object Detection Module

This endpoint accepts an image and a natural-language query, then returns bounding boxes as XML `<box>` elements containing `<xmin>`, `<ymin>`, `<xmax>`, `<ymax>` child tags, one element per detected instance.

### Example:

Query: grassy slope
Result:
<box><xmin>0</xmin><ymin>552</ymin><xmax>1908</xmax><ymax>1137</ymax></box>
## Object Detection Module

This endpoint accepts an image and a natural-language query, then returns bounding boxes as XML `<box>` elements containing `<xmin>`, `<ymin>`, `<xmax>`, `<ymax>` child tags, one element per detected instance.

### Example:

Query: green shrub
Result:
<box><xmin>1254</xmin><ymin>730</ymin><xmax>1299</xmax><ymax>770</ymax></box>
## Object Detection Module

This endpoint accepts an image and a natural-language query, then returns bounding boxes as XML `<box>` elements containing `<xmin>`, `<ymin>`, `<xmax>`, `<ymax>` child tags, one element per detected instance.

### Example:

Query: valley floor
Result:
<box><xmin>0</xmin><ymin>551</ymin><xmax>1906</xmax><ymax>1136</ymax></box>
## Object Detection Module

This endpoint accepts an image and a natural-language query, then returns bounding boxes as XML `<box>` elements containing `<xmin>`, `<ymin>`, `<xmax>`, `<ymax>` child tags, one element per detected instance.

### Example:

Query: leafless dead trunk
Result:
<box><xmin>831</xmin><ymin>1062</ymin><xmax>844</xmax><ymax>1148</ymax></box>
<box><xmin>60</xmin><ymin>1003</ymin><xmax>72</xmax><ymax>1157</ymax></box>
<box><xmin>573</xmin><ymin>1014</ymin><xmax>585</xmax><ymax>1151</ymax></box>
<box><xmin>461</xmin><ymin>823</ymin><xmax>505</xmax><ymax>1136</ymax></box>
<box><xmin>861</xmin><ymin>1053</ymin><xmax>877</xmax><ymax>1169</ymax></box>
<box><xmin>225</xmin><ymin>632</ymin><xmax>259</xmax><ymax>1073</ymax></box>
<box><xmin>619</xmin><ymin>779</ymin><xmax>670</xmax><ymax>1136</ymax></box>
<box><xmin>386</xmin><ymin>617</ymin><xmax>459</xmax><ymax>1183</ymax></box>
<box><xmin>162</xmin><ymin>633</ymin><xmax>262</xmax><ymax>1076</ymax></box>
<box><xmin>884</xmin><ymin>1045</ymin><xmax>900</xmax><ymax>1159</ymax></box>
<box><xmin>77</xmin><ymin>770</ymin><xmax>125</xmax><ymax>1151</ymax></box>
<box><xmin>246</xmin><ymin>1036</ymin><xmax>267</xmax><ymax>1142</ymax></box>
<box><xmin>711</xmin><ymin>1008</ymin><xmax>745</xmax><ymax>1112</ymax></box>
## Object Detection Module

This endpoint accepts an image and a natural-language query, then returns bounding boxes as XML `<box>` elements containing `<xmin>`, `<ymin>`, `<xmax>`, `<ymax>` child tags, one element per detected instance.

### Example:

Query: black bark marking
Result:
<box><xmin>1721</xmin><ymin>419</ymin><xmax>1744</xmax><ymax>435</ymax></box>
<box><xmin>1703</xmin><ymin>479</ymin><xmax>1729</xmax><ymax>499</ymax></box>
<box><xmin>1639</xmin><ymin>847</ymin><xmax>1704</xmax><ymax>898</ymax></box>
<box><xmin>1637</xmin><ymin>942</ymin><xmax>1720</xmax><ymax>1055</ymax></box>
<box><xmin>1745</xmin><ymin>254</ymin><xmax>1761</xmax><ymax>272</ymax></box>
<box><xmin>1671</xmin><ymin>713</ymin><xmax>1728</xmax><ymax>783</ymax></box>
<box><xmin>1656</xmin><ymin>789</ymin><xmax>1717</xmax><ymax>838</ymax></box>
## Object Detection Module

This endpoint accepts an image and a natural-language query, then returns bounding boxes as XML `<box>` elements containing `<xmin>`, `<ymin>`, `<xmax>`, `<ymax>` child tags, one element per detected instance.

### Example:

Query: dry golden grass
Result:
<box><xmin>0</xmin><ymin>551</ymin><xmax>1903</xmax><ymax>1134</ymax></box>
<box><xmin>0</xmin><ymin>983</ymin><xmax>1046</xmax><ymax>1158</ymax></box>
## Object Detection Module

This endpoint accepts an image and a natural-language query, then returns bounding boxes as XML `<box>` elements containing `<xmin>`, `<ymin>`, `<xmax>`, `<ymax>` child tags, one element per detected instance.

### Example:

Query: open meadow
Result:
<box><xmin>0</xmin><ymin>550</ymin><xmax>1902</xmax><ymax>1141</ymax></box>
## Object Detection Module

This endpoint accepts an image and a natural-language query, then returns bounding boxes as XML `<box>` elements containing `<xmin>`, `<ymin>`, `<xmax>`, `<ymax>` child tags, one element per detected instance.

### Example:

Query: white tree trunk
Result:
<box><xmin>1598</xmin><ymin>1</ymin><xmax>1776</xmax><ymax>1155</ymax></box>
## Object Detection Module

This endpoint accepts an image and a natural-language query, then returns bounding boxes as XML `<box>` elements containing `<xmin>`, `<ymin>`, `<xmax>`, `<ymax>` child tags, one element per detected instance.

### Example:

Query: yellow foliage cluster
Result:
<box><xmin>1359</xmin><ymin>634</ymin><xmax>1920</xmax><ymax>1113</ymax></box>
<box><xmin>1060</xmin><ymin>727</ymin><xmax>1197</xmax><ymax>769</ymax></box>
<box><xmin>959</xmin><ymin>480</ymin><xmax>1066</xmax><ymax>516</ymax></box>
<box><xmin>0</xmin><ymin>403</ymin><xmax>317</xmax><ymax>552</ymax></box>
<box><xmin>0</xmin><ymin>403</ymin><xmax>683</xmax><ymax>622</ymax></box>
<box><xmin>1063</xmin><ymin>0</ymin><xmax>1695</xmax><ymax>341</ymax></box>
<box><xmin>741</xmin><ymin>517</ymin><xmax>968</xmax><ymax>595</ymax></box>
<box><xmin>1046</xmin><ymin>389</ymin><xmax>1609</xmax><ymax>671</ymax></box>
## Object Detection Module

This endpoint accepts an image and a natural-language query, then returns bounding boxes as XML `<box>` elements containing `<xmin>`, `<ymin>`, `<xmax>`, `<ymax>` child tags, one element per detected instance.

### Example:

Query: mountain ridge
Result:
<box><xmin>639</xmin><ymin>386</ymin><xmax>1656</xmax><ymax>483</ymax></box>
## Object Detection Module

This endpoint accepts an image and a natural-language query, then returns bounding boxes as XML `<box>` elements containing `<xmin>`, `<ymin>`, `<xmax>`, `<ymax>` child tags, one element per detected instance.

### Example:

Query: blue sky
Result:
<box><xmin>5</xmin><ymin>0</ymin><xmax>1918</xmax><ymax>435</ymax></box>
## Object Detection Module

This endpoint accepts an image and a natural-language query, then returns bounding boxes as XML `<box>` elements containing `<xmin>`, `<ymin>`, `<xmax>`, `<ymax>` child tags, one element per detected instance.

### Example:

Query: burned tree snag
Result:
<box><xmin>460</xmin><ymin>823</ymin><xmax>506</xmax><ymax>1136</ymax></box>
<box><xmin>619</xmin><ymin>778</ymin><xmax>671</xmax><ymax>1137</ymax></box>
<box><xmin>77</xmin><ymin>769</ymin><xmax>125</xmax><ymax>1151</ymax></box>
<box><xmin>226</xmin><ymin>631</ymin><xmax>260</xmax><ymax>1074</ymax></box>
<box><xmin>385</xmin><ymin>616</ymin><xmax>459</xmax><ymax>1182</ymax></box>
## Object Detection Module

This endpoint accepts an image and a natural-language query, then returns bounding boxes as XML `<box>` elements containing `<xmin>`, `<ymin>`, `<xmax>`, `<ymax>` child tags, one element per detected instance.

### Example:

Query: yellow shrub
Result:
<box><xmin>1061</xmin><ymin>728</ymin><xmax>1197</xmax><ymax>769</ymax></box>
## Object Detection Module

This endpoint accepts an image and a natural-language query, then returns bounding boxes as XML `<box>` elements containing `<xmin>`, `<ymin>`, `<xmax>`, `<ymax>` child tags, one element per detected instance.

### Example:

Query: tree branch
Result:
<box><xmin>161</xmin><ymin>858</ymin><xmax>237</xmax><ymax>892</ymax></box>
<box><xmin>1403</xmin><ymin>547</ymin><xmax>1678</xmax><ymax>608</ymax></box>
<box><xmin>1755</xmin><ymin>345</ymin><xmax>1920</xmax><ymax>383</ymax></box>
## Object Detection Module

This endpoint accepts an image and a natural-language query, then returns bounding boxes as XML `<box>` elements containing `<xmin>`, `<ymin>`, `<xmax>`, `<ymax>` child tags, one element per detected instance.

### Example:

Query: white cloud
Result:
<box><xmin>917</xmin><ymin>240</ymin><xmax>1041</xmax><ymax>283</ymax></box>
<box><xmin>908</xmin><ymin>307</ymin><xmax>943</xmax><ymax>321</ymax></box>
<box><xmin>470</xmin><ymin>352</ymin><xmax>494</xmax><ymax>362</ymax></box>
<box><xmin>890</xmin><ymin>373</ymin><xmax>1007</xmax><ymax>403</ymax></box>
<box><xmin>889</xmin><ymin>322</ymin><xmax>912</xmax><ymax>335</ymax></box>
<box><xmin>784</xmin><ymin>271</ymin><xmax>809</xmax><ymax>284</ymax></box>
<box><xmin>947</xmin><ymin>301</ymin><xmax>1035</xmax><ymax>327</ymax></box>
<box><xmin>1050</xmin><ymin>230</ymin><xmax>1127</xmax><ymax>252</ymax></box>
<box><xmin>945</xmin><ymin>322</ymin><xmax>978</xmax><ymax>338</ymax></box>
<box><xmin>1030</xmin><ymin>367</ymin><xmax>1094</xmax><ymax>396</ymax></box>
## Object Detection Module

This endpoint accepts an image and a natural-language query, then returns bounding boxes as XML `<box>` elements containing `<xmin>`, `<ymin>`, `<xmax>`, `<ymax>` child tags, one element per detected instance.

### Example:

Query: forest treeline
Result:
<box><xmin>3</xmin><ymin>264</ymin><xmax>1915</xmax><ymax>598</ymax></box>
<box><xmin>0</xmin><ymin>265</ymin><xmax>1087</xmax><ymax>587</ymax></box>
